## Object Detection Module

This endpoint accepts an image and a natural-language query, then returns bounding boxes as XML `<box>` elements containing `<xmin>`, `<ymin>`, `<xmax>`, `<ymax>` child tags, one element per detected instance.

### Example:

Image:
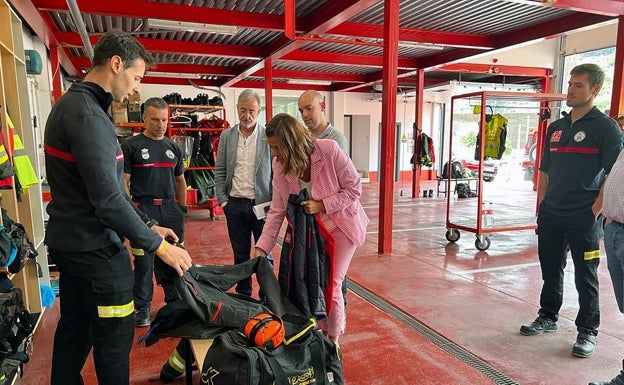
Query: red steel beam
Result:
<box><xmin>435</xmin><ymin>63</ymin><xmax>550</xmax><ymax>77</ymax></box>
<box><xmin>265</xmin><ymin>57</ymin><xmax>273</xmax><ymax>124</ymax></box>
<box><xmin>329</xmin><ymin>22</ymin><xmax>496</xmax><ymax>49</ymax></box>
<box><xmin>31</xmin><ymin>0</ymin><xmax>287</xmax><ymax>31</ymax></box>
<box><xmin>226</xmin><ymin>80</ymin><xmax>333</xmax><ymax>92</ymax></box>
<box><xmin>609</xmin><ymin>16</ymin><xmax>624</xmax><ymax>116</ymax></box>
<box><xmin>55</xmin><ymin>32</ymin><xmax>264</xmax><ymax>59</ymax></box>
<box><xmin>222</xmin><ymin>0</ymin><xmax>381</xmax><ymax>87</ymax></box>
<box><xmin>527</xmin><ymin>0</ymin><xmax>624</xmax><ymax>16</ymax></box>
<box><xmin>411</xmin><ymin>70</ymin><xmax>424</xmax><ymax>199</ymax></box>
<box><xmin>250</xmin><ymin>69</ymin><xmax>367</xmax><ymax>83</ymax></box>
<box><xmin>496</xmin><ymin>13</ymin><xmax>613</xmax><ymax>48</ymax></box>
<box><xmin>284</xmin><ymin>0</ymin><xmax>295</xmax><ymax>39</ymax></box>
<box><xmin>378</xmin><ymin>0</ymin><xmax>400</xmax><ymax>254</ymax></box>
<box><xmin>337</xmin><ymin>11</ymin><xmax>612</xmax><ymax>92</ymax></box>
<box><xmin>282</xmin><ymin>50</ymin><xmax>419</xmax><ymax>69</ymax></box>
<box><xmin>140</xmin><ymin>77</ymin><xmax>221</xmax><ymax>87</ymax></box>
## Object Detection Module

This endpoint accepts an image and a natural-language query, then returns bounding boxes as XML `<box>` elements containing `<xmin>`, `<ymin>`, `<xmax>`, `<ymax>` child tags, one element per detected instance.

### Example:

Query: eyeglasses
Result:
<box><xmin>238</xmin><ymin>108</ymin><xmax>258</xmax><ymax>116</ymax></box>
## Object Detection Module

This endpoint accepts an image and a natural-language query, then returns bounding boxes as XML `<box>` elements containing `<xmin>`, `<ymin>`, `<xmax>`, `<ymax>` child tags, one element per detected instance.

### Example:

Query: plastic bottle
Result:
<box><xmin>482</xmin><ymin>202</ymin><xmax>493</xmax><ymax>228</ymax></box>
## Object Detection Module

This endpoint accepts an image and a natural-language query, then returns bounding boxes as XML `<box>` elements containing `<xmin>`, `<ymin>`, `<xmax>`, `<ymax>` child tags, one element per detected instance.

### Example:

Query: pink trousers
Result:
<box><xmin>317</xmin><ymin>229</ymin><xmax>357</xmax><ymax>337</ymax></box>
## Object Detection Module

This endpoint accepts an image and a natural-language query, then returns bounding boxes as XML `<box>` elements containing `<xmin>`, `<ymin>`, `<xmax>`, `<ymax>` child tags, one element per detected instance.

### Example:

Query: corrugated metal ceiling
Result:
<box><xmin>12</xmin><ymin>0</ymin><xmax>618</xmax><ymax>91</ymax></box>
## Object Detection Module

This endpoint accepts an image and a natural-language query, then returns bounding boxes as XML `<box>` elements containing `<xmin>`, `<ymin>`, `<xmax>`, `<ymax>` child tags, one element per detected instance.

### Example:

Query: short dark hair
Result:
<box><xmin>91</xmin><ymin>30</ymin><xmax>154</xmax><ymax>69</ymax></box>
<box><xmin>143</xmin><ymin>97</ymin><xmax>168</xmax><ymax>111</ymax></box>
<box><xmin>570</xmin><ymin>63</ymin><xmax>605</xmax><ymax>88</ymax></box>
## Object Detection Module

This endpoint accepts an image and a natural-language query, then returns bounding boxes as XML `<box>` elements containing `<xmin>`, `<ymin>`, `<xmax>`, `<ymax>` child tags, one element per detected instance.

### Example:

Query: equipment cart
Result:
<box><xmin>444</xmin><ymin>91</ymin><xmax>566</xmax><ymax>250</ymax></box>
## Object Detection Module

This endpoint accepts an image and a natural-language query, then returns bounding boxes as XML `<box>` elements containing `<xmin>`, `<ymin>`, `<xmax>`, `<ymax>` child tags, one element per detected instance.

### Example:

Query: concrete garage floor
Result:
<box><xmin>23</xmin><ymin>175</ymin><xmax>624</xmax><ymax>385</ymax></box>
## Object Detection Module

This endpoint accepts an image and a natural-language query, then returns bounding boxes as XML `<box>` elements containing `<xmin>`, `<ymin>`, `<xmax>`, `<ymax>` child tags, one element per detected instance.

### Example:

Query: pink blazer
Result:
<box><xmin>256</xmin><ymin>139</ymin><xmax>369</xmax><ymax>253</ymax></box>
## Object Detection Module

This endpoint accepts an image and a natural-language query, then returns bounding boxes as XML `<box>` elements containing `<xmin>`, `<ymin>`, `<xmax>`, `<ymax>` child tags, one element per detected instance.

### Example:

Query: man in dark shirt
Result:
<box><xmin>122</xmin><ymin>97</ymin><xmax>187</xmax><ymax>327</ymax></box>
<box><xmin>44</xmin><ymin>31</ymin><xmax>192</xmax><ymax>385</ymax></box>
<box><xmin>519</xmin><ymin>63</ymin><xmax>622</xmax><ymax>358</ymax></box>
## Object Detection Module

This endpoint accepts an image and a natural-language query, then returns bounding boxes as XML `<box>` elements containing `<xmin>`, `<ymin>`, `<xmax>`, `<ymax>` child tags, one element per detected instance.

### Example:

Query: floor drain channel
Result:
<box><xmin>347</xmin><ymin>280</ymin><xmax>519</xmax><ymax>385</ymax></box>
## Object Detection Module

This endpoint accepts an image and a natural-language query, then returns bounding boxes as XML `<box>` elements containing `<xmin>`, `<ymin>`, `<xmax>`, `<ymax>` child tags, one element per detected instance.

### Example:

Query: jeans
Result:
<box><xmin>604</xmin><ymin>221</ymin><xmax>624</xmax><ymax>313</ymax></box>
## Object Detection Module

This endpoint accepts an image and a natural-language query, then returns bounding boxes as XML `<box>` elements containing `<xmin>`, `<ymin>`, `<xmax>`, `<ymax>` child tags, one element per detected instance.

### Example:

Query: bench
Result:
<box><xmin>181</xmin><ymin>338</ymin><xmax>214</xmax><ymax>385</ymax></box>
<box><xmin>436</xmin><ymin>176</ymin><xmax>479</xmax><ymax>197</ymax></box>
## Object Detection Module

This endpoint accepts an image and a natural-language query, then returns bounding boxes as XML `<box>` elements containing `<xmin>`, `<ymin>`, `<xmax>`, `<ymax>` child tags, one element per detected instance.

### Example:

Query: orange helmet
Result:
<box><xmin>244</xmin><ymin>313</ymin><xmax>285</xmax><ymax>349</ymax></box>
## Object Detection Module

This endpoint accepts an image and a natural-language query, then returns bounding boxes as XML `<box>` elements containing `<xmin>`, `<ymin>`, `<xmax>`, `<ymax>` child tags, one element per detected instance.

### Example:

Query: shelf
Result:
<box><xmin>169</xmin><ymin>104</ymin><xmax>225</xmax><ymax>114</ymax></box>
<box><xmin>115</xmin><ymin>122</ymin><xmax>145</xmax><ymax>128</ymax></box>
<box><xmin>169</xmin><ymin>127</ymin><xmax>225</xmax><ymax>132</ymax></box>
<box><xmin>0</xmin><ymin>0</ymin><xmax>44</xmax><ymax>313</ymax></box>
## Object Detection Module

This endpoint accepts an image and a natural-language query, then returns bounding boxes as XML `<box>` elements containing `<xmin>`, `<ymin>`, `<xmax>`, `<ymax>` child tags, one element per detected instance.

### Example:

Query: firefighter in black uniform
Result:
<box><xmin>43</xmin><ymin>31</ymin><xmax>192</xmax><ymax>385</ymax></box>
<box><xmin>520</xmin><ymin>63</ymin><xmax>622</xmax><ymax>358</ymax></box>
<box><xmin>122</xmin><ymin>97</ymin><xmax>187</xmax><ymax>327</ymax></box>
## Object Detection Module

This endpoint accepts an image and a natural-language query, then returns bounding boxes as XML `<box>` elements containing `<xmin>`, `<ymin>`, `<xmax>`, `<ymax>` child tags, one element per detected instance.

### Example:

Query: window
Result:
<box><xmin>561</xmin><ymin>47</ymin><xmax>616</xmax><ymax>114</ymax></box>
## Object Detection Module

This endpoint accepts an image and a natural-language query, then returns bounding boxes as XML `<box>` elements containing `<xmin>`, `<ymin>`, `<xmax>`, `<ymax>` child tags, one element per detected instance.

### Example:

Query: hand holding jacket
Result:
<box><xmin>155</xmin><ymin>240</ymin><xmax>192</xmax><ymax>276</ymax></box>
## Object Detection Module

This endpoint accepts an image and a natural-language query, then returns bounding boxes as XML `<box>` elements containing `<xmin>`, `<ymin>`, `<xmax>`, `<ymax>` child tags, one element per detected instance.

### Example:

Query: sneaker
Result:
<box><xmin>572</xmin><ymin>333</ymin><xmax>596</xmax><ymax>358</ymax></box>
<box><xmin>135</xmin><ymin>306</ymin><xmax>150</xmax><ymax>327</ymax></box>
<box><xmin>520</xmin><ymin>316</ymin><xmax>558</xmax><ymax>336</ymax></box>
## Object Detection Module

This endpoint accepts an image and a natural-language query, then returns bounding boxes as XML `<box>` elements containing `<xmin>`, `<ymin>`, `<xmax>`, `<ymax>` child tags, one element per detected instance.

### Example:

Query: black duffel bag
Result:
<box><xmin>201</xmin><ymin>316</ymin><xmax>342</xmax><ymax>385</ymax></box>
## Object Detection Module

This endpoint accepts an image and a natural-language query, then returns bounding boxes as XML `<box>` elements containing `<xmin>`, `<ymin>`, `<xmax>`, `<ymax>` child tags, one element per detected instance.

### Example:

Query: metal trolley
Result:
<box><xmin>444</xmin><ymin>91</ymin><xmax>566</xmax><ymax>250</ymax></box>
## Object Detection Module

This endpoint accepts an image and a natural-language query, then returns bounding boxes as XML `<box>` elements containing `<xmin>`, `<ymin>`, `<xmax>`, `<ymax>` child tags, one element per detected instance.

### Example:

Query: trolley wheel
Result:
<box><xmin>445</xmin><ymin>229</ymin><xmax>460</xmax><ymax>243</ymax></box>
<box><xmin>475</xmin><ymin>236</ymin><xmax>491</xmax><ymax>251</ymax></box>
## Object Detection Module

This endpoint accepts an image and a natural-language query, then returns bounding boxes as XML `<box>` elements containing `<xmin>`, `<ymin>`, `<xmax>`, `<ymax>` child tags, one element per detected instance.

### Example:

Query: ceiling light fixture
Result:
<box><xmin>147</xmin><ymin>19</ymin><xmax>238</xmax><ymax>35</ymax></box>
<box><xmin>146</xmin><ymin>71</ymin><xmax>202</xmax><ymax>79</ymax></box>
<box><xmin>287</xmin><ymin>79</ymin><xmax>332</xmax><ymax>86</ymax></box>
<box><xmin>398</xmin><ymin>42</ymin><xmax>444</xmax><ymax>50</ymax></box>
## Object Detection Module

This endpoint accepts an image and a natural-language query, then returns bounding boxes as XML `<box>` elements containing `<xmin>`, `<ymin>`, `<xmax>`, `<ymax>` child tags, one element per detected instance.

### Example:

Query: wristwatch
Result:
<box><xmin>145</xmin><ymin>219</ymin><xmax>158</xmax><ymax>228</ymax></box>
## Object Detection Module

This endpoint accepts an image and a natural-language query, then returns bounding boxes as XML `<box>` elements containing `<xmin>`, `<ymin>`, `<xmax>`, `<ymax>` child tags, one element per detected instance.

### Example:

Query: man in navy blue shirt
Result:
<box><xmin>520</xmin><ymin>63</ymin><xmax>622</xmax><ymax>358</ymax></box>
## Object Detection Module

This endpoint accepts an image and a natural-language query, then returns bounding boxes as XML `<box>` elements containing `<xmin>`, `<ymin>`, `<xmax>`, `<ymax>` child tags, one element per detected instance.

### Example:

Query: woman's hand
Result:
<box><xmin>254</xmin><ymin>247</ymin><xmax>267</xmax><ymax>258</ymax></box>
<box><xmin>300</xmin><ymin>199</ymin><xmax>325</xmax><ymax>215</ymax></box>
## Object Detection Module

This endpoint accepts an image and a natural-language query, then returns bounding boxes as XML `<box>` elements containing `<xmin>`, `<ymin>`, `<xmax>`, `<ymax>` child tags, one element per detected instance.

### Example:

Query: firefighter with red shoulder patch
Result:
<box><xmin>43</xmin><ymin>31</ymin><xmax>192</xmax><ymax>385</ymax></box>
<box><xmin>121</xmin><ymin>97</ymin><xmax>188</xmax><ymax>327</ymax></box>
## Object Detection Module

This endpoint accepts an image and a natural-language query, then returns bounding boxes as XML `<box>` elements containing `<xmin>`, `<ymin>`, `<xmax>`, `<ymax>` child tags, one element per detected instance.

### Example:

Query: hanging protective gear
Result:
<box><xmin>6</xmin><ymin>114</ymin><xmax>37</xmax><ymax>188</ymax></box>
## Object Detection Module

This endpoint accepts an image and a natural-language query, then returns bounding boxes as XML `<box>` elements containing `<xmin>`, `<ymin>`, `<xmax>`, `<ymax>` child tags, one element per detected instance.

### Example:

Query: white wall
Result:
<box><xmin>21</xmin><ymin>29</ymin><xmax>53</xmax><ymax>179</ymax></box>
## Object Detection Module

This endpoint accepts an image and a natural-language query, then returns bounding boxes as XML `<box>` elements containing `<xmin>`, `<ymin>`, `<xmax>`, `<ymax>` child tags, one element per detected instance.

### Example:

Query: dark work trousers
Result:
<box><xmin>536</xmin><ymin>209</ymin><xmax>601</xmax><ymax>335</ymax></box>
<box><xmin>49</xmin><ymin>243</ymin><xmax>135</xmax><ymax>385</ymax></box>
<box><xmin>131</xmin><ymin>200</ymin><xmax>186</xmax><ymax>307</ymax></box>
<box><xmin>223</xmin><ymin>197</ymin><xmax>272</xmax><ymax>296</ymax></box>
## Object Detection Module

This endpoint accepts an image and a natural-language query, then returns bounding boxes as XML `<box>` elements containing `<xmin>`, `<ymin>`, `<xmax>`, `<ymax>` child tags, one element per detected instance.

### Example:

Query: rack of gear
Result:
<box><xmin>166</xmin><ymin>103</ymin><xmax>230</xmax><ymax>215</ymax></box>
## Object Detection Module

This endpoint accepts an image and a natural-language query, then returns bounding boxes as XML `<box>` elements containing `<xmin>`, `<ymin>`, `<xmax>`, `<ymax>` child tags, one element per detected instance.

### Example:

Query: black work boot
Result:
<box><xmin>134</xmin><ymin>306</ymin><xmax>151</xmax><ymax>327</ymax></box>
<box><xmin>422</xmin><ymin>190</ymin><xmax>427</xmax><ymax>198</ymax></box>
<box><xmin>428</xmin><ymin>189</ymin><xmax>433</xmax><ymax>197</ymax></box>
<box><xmin>572</xmin><ymin>332</ymin><xmax>596</xmax><ymax>358</ymax></box>
<box><xmin>520</xmin><ymin>316</ymin><xmax>558</xmax><ymax>336</ymax></box>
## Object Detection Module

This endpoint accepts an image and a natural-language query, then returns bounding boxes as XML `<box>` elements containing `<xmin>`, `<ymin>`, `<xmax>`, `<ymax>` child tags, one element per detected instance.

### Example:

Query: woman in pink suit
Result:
<box><xmin>254</xmin><ymin>113</ymin><xmax>368</xmax><ymax>342</ymax></box>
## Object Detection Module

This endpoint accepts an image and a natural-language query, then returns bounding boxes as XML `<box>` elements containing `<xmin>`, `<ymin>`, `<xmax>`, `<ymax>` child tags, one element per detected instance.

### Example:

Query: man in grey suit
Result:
<box><xmin>215</xmin><ymin>89</ymin><xmax>272</xmax><ymax>296</ymax></box>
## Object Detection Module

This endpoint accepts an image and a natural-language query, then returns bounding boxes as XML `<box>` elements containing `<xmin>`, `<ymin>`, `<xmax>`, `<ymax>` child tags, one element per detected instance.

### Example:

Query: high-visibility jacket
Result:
<box><xmin>484</xmin><ymin>114</ymin><xmax>508</xmax><ymax>159</ymax></box>
<box><xmin>0</xmin><ymin>128</ymin><xmax>14</xmax><ymax>189</ymax></box>
<box><xmin>7</xmin><ymin>114</ymin><xmax>37</xmax><ymax>188</ymax></box>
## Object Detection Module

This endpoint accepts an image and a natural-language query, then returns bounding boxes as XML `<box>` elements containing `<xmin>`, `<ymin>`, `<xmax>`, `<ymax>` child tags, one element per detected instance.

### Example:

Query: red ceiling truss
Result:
<box><xmin>6</xmin><ymin>0</ymin><xmax>622</xmax><ymax>92</ymax></box>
